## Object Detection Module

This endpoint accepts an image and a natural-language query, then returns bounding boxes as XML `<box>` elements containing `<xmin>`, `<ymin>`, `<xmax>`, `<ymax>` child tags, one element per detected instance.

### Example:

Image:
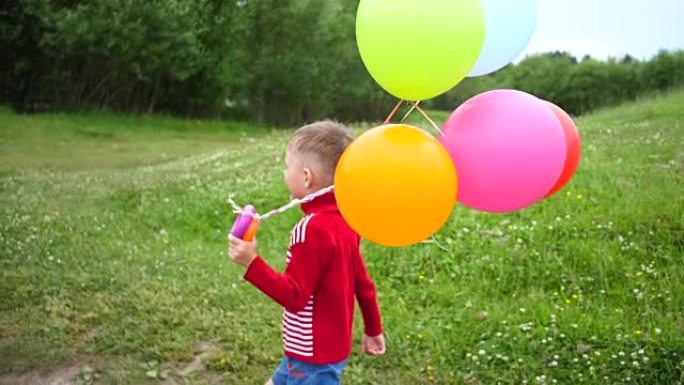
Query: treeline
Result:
<box><xmin>428</xmin><ymin>50</ymin><xmax>684</xmax><ymax>116</ymax></box>
<box><xmin>2</xmin><ymin>0</ymin><xmax>391</xmax><ymax>125</ymax></box>
<box><xmin>2</xmin><ymin>0</ymin><xmax>683</xmax><ymax>126</ymax></box>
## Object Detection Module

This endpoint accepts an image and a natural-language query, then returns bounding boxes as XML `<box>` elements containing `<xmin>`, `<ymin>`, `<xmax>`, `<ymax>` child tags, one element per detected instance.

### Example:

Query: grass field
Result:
<box><xmin>1</xmin><ymin>90</ymin><xmax>683</xmax><ymax>384</ymax></box>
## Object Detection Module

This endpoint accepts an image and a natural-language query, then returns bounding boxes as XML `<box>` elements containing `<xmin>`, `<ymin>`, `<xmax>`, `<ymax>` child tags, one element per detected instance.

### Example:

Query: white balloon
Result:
<box><xmin>468</xmin><ymin>0</ymin><xmax>539</xmax><ymax>77</ymax></box>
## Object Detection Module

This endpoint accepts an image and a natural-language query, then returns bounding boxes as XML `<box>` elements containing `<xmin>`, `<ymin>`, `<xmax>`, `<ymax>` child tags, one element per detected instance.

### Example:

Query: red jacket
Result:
<box><xmin>244</xmin><ymin>192</ymin><xmax>383</xmax><ymax>364</ymax></box>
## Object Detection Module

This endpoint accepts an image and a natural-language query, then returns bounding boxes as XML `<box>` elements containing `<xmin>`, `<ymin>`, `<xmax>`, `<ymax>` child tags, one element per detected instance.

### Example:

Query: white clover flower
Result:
<box><xmin>519</xmin><ymin>322</ymin><xmax>533</xmax><ymax>332</ymax></box>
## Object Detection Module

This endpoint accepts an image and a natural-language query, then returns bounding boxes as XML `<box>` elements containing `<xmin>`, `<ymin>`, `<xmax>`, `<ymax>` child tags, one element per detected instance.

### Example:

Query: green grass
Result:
<box><xmin>1</xmin><ymin>91</ymin><xmax>683</xmax><ymax>384</ymax></box>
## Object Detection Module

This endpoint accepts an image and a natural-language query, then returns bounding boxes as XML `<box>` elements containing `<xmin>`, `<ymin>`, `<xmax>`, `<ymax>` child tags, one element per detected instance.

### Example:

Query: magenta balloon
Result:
<box><xmin>439</xmin><ymin>90</ymin><xmax>566</xmax><ymax>212</ymax></box>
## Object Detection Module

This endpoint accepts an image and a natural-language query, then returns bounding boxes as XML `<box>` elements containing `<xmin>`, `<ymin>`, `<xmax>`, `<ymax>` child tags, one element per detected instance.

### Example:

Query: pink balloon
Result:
<box><xmin>439</xmin><ymin>90</ymin><xmax>566</xmax><ymax>212</ymax></box>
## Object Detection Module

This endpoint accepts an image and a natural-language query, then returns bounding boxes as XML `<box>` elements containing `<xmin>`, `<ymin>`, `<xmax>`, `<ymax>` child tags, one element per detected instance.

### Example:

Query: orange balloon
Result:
<box><xmin>545</xmin><ymin>102</ymin><xmax>581</xmax><ymax>198</ymax></box>
<box><xmin>334</xmin><ymin>124</ymin><xmax>457</xmax><ymax>247</ymax></box>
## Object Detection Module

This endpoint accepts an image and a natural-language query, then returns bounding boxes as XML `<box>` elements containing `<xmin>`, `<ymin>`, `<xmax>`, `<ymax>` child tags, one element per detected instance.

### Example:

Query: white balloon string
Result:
<box><xmin>227</xmin><ymin>196</ymin><xmax>246</xmax><ymax>214</ymax></box>
<box><xmin>258</xmin><ymin>185</ymin><xmax>335</xmax><ymax>220</ymax></box>
<box><xmin>421</xmin><ymin>236</ymin><xmax>451</xmax><ymax>252</ymax></box>
<box><xmin>400</xmin><ymin>100</ymin><xmax>420</xmax><ymax>122</ymax></box>
<box><xmin>414</xmin><ymin>104</ymin><xmax>443</xmax><ymax>135</ymax></box>
<box><xmin>227</xmin><ymin>185</ymin><xmax>335</xmax><ymax>221</ymax></box>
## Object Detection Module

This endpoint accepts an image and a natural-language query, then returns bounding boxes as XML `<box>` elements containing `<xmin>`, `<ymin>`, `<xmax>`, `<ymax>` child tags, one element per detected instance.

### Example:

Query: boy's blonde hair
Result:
<box><xmin>287</xmin><ymin>120</ymin><xmax>353</xmax><ymax>178</ymax></box>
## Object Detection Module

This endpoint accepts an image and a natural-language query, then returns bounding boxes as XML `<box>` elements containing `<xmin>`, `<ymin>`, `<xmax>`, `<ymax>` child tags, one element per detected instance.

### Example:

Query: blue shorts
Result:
<box><xmin>271</xmin><ymin>357</ymin><xmax>347</xmax><ymax>385</ymax></box>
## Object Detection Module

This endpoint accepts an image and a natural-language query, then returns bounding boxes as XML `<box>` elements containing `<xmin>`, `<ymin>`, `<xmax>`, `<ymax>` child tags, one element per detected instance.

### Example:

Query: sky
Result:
<box><xmin>518</xmin><ymin>0</ymin><xmax>684</xmax><ymax>61</ymax></box>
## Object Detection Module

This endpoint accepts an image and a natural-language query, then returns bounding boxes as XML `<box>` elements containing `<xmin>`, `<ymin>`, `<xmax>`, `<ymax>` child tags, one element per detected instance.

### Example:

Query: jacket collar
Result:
<box><xmin>301</xmin><ymin>191</ymin><xmax>339</xmax><ymax>215</ymax></box>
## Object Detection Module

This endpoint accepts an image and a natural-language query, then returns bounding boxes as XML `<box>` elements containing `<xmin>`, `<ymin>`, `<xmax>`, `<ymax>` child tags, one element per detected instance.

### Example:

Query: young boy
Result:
<box><xmin>228</xmin><ymin>121</ymin><xmax>385</xmax><ymax>385</ymax></box>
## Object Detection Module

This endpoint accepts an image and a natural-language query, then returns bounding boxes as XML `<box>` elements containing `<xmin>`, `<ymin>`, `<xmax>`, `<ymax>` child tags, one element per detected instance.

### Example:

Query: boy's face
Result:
<box><xmin>284</xmin><ymin>151</ymin><xmax>309</xmax><ymax>199</ymax></box>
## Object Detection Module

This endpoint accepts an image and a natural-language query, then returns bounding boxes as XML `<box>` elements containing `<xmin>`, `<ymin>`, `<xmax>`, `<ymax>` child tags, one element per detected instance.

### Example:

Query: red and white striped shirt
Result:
<box><xmin>244</xmin><ymin>192</ymin><xmax>383</xmax><ymax>364</ymax></box>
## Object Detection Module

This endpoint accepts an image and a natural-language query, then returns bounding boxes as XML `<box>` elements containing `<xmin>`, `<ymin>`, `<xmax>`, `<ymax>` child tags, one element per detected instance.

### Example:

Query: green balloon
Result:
<box><xmin>356</xmin><ymin>0</ymin><xmax>485</xmax><ymax>101</ymax></box>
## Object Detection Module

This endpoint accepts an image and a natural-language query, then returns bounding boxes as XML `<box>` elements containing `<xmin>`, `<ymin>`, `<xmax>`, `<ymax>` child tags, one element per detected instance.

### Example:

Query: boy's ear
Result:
<box><xmin>303</xmin><ymin>167</ymin><xmax>313</xmax><ymax>188</ymax></box>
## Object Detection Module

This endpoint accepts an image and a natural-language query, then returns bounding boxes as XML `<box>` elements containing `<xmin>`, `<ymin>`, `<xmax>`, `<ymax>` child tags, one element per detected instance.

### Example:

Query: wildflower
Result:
<box><xmin>519</xmin><ymin>322</ymin><xmax>533</xmax><ymax>332</ymax></box>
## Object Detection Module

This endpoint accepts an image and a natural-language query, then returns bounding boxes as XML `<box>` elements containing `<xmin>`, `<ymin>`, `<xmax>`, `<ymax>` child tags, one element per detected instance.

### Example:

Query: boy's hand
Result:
<box><xmin>227</xmin><ymin>234</ymin><xmax>257</xmax><ymax>267</ymax></box>
<box><xmin>361</xmin><ymin>333</ymin><xmax>386</xmax><ymax>356</ymax></box>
